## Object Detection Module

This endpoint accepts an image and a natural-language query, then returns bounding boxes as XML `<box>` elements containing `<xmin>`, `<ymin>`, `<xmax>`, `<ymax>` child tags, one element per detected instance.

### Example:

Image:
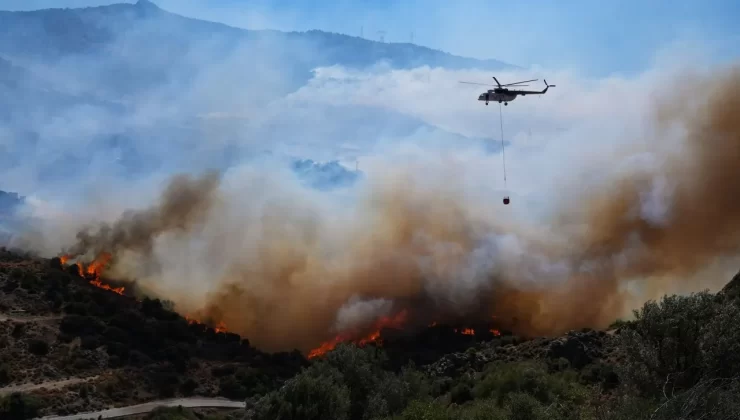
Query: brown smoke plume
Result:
<box><xmin>58</xmin><ymin>64</ymin><xmax>740</xmax><ymax>354</ymax></box>
<box><xmin>62</xmin><ymin>171</ymin><xmax>220</xmax><ymax>264</ymax></box>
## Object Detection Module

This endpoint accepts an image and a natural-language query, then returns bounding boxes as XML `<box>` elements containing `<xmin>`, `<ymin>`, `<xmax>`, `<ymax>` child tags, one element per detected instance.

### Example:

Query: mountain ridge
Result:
<box><xmin>0</xmin><ymin>0</ymin><xmax>516</xmax><ymax>71</ymax></box>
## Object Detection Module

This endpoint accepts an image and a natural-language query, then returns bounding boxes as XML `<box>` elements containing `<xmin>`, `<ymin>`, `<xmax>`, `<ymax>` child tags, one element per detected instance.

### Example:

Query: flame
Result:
<box><xmin>308</xmin><ymin>309</ymin><xmax>408</xmax><ymax>359</ymax></box>
<box><xmin>58</xmin><ymin>252</ymin><xmax>125</xmax><ymax>296</ymax></box>
<box><xmin>83</xmin><ymin>252</ymin><xmax>125</xmax><ymax>295</ymax></box>
<box><xmin>490</xmin><ymin>329</ymin><xmax>501</xmax><ymax>336</ymax></box>
<box><xmin>88</xmin><ymin>278</ymin><xmax>126</xmax><ymax>295</ymax></box>
<box><xmin>215</xmin><ymin>321</ymin><xmax>228</xmax><ymax>334</ymax></box>
<box><xmin>185</xmin><ymin>314</ymin><xmax>229</xmax><ymax>334</ymax></box>
<box><xmin>453</xmin><ymin>328</ymin><xmax>475</xmax><ymax>335</ymax></box>
<box><xmin>58</xmin><ymin>255</ymin><xmax>232</xmax><ymax>332</ymax></box>
<box><xmin>85</xmin><ymin>252</ymin><xmax>111</xmax><ymax>278</ymax></box>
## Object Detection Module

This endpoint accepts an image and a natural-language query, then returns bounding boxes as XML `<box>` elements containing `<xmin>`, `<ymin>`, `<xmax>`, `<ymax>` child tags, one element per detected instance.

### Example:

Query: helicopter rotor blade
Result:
<box><xmin>459</xmin><ymin>81</ymin><xmax>497</xmax><ymax>87</ymax></box>
<box><xmin>501</xmin><ymin>79</ymin><xmax>538</xmax><ymax>86</ymax></box>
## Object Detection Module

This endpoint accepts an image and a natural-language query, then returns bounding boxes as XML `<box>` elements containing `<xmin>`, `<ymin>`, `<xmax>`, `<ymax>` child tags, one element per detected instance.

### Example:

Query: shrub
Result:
<box><xmin>11</xmin><ymin>324</ymin><xmax>24</xmax><ymax>338</ymax></box>
<box><xmin>0</xmin><ymin>365</ymin><xmax>10</xmax><ymax>385</ymax></box>
<box><xmin>617</xmin><ymin>291</ymin><xmax>730</xmax><ymax>396</ymax></box>
<box><xmin>450</xmin><ymin>382</ymin><xmax>474</xmax><ymax>405</ymax></box>
<box><xmin>144</xmin><ymin>406</ymin><xmax>198</xmax><ymax>420</ymax></box>
<box><xmin>323</xmin><ymin>344</ymin><xmax>388</xmax><ymax>419</ymax></box>
<box><xmin>396</xmin><ymin>400</ymin><xmax>449</xmax><ymax>420</ymax></box>
<box><xmin>63</xmin><ymin>302</ymin><xmax>89</xmax><ymax>316</ymax></box>
<box><xmin>0</xmin><ymin>392</ymin><xmax>42</xmax><ymax>420</ymax></box>
<box><xmin>650</xmin><ymin>377</ymin><xmax>740</xmax><ymax>420</ymax></box>
<box><xmin>473</xmin><ymin>361</ymin><xmax>586</xmax><ymax>407</ymax></box>
<box><xmin>504</xmin><ymin>393</ymin><xmax>545</xmax><ymax>420</ymax></box>
<box><xmin>180</xmin><ymin>378</ymin><xmax>197</xmax><ymax>396</ymax></box>
<box><xmin>219</xmin><ymin>376</ymin><xmax>248</xmax><ymax>400</ymax></box>
<box><xmin>60</xmin><ymin>315</ymin><xmax>105</xmax><ymax>336</ymax></box>
<box><xmin>80</xmin><ymin>336</ymin><xmax>102</xmax><ymax>350</ymax></box>
<box><xmin>27</xmin><ymin>339</ymin><xmax>50</xmax><ymax>356</ymax></box>
<box><xmin>252</xmin><ymin>364</ymin><xmax>351</xmax><ymax>420</ymax></box>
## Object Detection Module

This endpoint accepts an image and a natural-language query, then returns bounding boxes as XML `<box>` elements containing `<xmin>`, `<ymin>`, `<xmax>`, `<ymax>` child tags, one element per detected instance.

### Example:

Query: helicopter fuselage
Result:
<box><xmin>478</xmin><ymin>90</ymin><xmax>518</xmax><ymax>105</ymax></box>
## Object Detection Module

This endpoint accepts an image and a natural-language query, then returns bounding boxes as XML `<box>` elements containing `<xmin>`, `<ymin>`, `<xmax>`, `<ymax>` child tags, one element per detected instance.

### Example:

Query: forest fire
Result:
<box><xmin>59</xmin><ymin>252</ymin><xmax>125</xmax><ymax>295</ymax></box>
<box><xmin>307</xmin><ymin>309</ymin><xmax>409</xmax><ymax>359</ymax></box>
<box><xmin>186</xmin><ymin>314</ymin><xmax>229</xmax><ymax>334</ymax></box>
<box><xmin>307</xmin><ymin>312</ymin><xmax>508</xmax><ymax>360</ymax></box>
<box><xmin>57</xmin><ymin>253</ymin><xmax>231</xmax><ymax>333</ymax></box>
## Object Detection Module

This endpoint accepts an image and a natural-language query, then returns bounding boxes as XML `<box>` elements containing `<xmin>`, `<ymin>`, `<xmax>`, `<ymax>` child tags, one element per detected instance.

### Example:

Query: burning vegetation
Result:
<box><xmin>307</xmin><ymin>311</ymin><xmax>505</xmax><ymax>360</ymax></box>
<box><xmin>55</xmin><ymin>248</ymin><xmax>509</xmax><ymax>358</ymax></box>
<box><xmin>56</xmin><ymin>251</ymin><xmax>233</xmax><ymax>335</ymax></box>
<box><xmin>58</xmin><ymin>252</ymin><xmax>125</xmax><ymax>296</ymax></box>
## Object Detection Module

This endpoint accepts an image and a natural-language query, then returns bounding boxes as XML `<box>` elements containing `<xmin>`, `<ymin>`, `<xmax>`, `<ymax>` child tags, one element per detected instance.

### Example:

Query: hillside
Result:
<box><xmin>0</xmin><ymin>0</ymin><xmax>514</xmax><ymax>72</ymax></box>
<box><xmin>1</xmin><ymin>247</ymin><xmax>739</xmax><ymax>419</ymax></box>
<box><xmin>0</xmin><ymin>249</ymin><xmax>305</xmax><ymax>418</ymax></box>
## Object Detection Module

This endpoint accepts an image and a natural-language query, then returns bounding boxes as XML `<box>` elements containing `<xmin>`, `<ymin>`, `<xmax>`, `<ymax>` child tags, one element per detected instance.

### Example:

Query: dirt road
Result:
<box><xmin>0</xmin><ymin>376</ymin><xmax>99</xmax><ymax>396</ymax></box>
<box><xmin>37</xmin><ymin>398</ymin><xmax>247</xmax><ymax>420</ymax></box>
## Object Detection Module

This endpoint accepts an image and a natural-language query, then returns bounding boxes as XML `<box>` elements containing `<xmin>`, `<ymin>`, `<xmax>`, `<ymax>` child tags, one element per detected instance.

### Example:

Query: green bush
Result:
<box><xmin>0</xmin><ymin>392</ymin><xmax>42</xmax><ymax>420</ymax></box>
<box><xmin>616</xmin><ymin>291</ymin><xmax>739</xmax><ymax>397</ymax></box>
<box><xmin>473</xmin><ymin>361</ymin><xmax>588</xmax><ymax>408</ymax></box>
<box><xmin>395</xmin><ymin>400</ymin><xmax>450</xmax><ymax>420</ymax></box>
<box><xmin>252</xmin><ymin>363</ymin><xmax>351</xmax><ymax>420</ymax></box>
<box><xmin>450</xmin><ymin>382</ymin><xmax>474</xmax><ymax>405</ymax></box>
<box><xmin>504</xmin><ymin>393</ymin><xmax>545</xmax><ymax>420</ymax></box>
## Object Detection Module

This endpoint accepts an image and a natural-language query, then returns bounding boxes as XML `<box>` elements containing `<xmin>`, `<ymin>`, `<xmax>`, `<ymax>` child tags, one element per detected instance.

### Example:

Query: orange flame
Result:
<box><xmin>89</xmin><ymin>278</ymin><xmax>126</xmax><ymax>295</ymax></box>
<box><xmin>453</xmin><ymin>328</ymin><xmax>475</xmax><ymax>335</ymax></box>
<box><xmin>85</xmin><ymin>252</ymin><xmax>112</xmax><ymax>278</ymax></box>
<box><xmin>490</xmin><ymin>329</ymin><xmax>501</xmax><ymax>336</ymax></box>
<box><xmin>59</xmin><ymin>252</ymin><xmax>125</xmax><ymax>296</ymax></box>
<box><xmin>185</xmin><ymin>314</ymin><xmax>229</xmax><ymax>334</ymax></box>
<box><xmin>308</xmin><ymin>309</ymin><xmax>408</xmax><ymax>359</ymax></box>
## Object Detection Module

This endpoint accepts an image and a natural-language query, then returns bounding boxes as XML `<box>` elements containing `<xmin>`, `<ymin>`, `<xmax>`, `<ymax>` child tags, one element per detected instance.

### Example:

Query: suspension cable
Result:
<box><xmin>498</xmin><ymin>102</ymin><xmax>507</xmax><ymax>187</ymax></box>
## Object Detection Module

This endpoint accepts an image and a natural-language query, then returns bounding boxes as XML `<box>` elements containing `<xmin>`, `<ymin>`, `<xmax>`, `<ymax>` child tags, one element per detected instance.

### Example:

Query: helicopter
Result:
<box><xmin>460</xmin><ymin>77</ymin><xmax>555</xmax><ymax>106</ymax></box>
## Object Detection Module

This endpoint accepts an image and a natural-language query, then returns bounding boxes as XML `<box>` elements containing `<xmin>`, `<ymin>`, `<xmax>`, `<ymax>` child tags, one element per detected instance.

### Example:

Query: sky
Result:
<box><xmin>2</xmin><ymin>0</ymin><xmax>739</xmax><ymax>76</ymax></box>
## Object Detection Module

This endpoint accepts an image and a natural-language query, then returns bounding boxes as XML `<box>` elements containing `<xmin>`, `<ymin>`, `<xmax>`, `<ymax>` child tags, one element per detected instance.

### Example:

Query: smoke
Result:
<box><xmin>62</xmin><ymin>171</ymin><xmax>220</xmax><ymax>260</ymax></box>
<box><xmin>31</xmin><ymin>64</ymin><xmax>740</xmax><ymax>354</ymax></box>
